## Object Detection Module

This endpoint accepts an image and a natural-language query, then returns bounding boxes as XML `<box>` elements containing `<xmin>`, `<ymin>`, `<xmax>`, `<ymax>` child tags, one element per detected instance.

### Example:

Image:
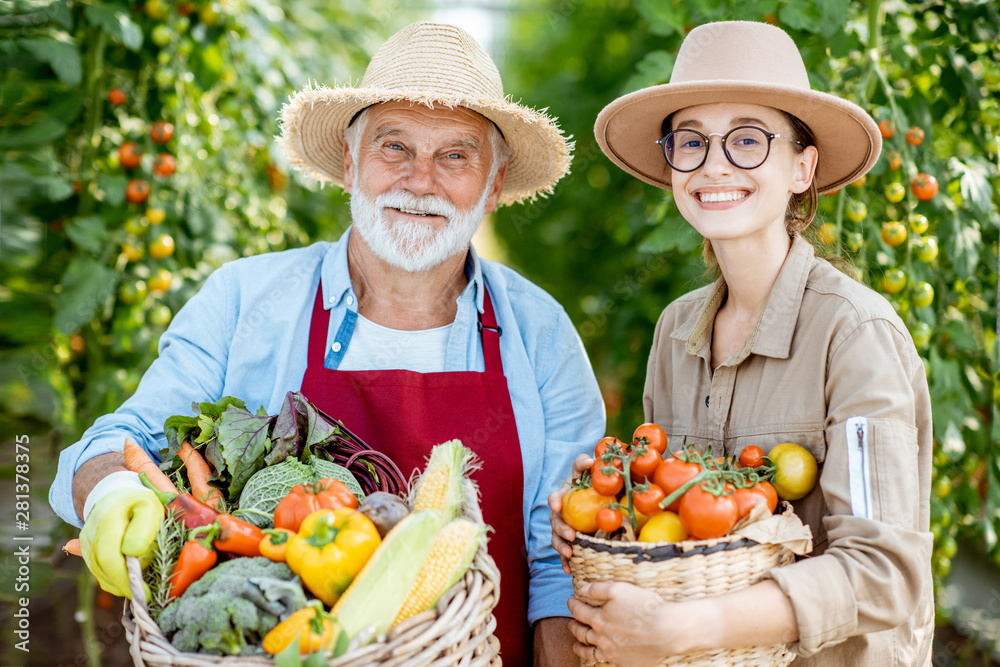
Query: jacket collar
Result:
<box><xmin>672</xmin><ymin>234</ymin><xmax>814</xmax><ymax>363</ymax></box>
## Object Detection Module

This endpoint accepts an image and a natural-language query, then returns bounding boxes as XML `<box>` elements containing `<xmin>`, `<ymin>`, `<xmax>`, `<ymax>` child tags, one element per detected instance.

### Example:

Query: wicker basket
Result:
<box><xmin>569</xmin><ymin>504</ymin><xmax>801</xmax><ymax>667</ymax></box>
<box><xmin>123</xmin><ymin>548</ymin><xmax>502</xmax><ymax>667</ymax></box>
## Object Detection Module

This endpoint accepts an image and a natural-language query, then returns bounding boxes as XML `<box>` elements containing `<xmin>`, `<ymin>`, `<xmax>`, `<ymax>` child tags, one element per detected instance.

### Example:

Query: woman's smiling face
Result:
<box><xmin>669</xmin><ymin>103</ymin><xmax>817</xmax><ymax>249</ymax></box>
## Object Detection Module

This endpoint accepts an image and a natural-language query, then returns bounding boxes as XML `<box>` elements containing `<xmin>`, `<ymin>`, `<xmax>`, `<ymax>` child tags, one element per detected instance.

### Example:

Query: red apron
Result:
<box><xmin>299</xmin><ymin>282</ymin><xmax>532</xmax><ymax>664</ymax></box>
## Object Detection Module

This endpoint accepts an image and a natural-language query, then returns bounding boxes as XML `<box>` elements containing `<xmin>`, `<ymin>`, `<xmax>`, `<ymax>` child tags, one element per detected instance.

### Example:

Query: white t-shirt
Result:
<box><xmin>338</xmin><ymin>313</ymin><xmax>451</xmax><ymax>373</ymax></box>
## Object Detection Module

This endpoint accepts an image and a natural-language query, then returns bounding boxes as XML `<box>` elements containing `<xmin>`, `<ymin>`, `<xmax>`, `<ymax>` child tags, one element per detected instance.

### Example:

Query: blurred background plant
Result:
<box><xmin>1</xmin><ymin>0</ymin><xmax>998</xmax><ymax>664</ymax></box>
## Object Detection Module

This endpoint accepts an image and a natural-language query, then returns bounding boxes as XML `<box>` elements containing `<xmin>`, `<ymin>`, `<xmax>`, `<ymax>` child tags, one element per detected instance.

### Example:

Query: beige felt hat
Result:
<box><xmin>595</xmin><ymin>21</ymin><xmax>881</xmax><ymax>193</ymax></box>
<box><xmin>277</xmin><ymin>21</ymin><xmax>572</xmax><ymax>206</ymax></box>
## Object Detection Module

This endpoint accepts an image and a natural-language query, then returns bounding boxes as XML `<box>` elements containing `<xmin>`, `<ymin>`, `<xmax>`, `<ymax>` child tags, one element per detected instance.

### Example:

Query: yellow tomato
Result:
<box><xmin>851</xmin><ymin>175</ymin><xmax>867</xmax><ymax>188</ymax></box>
<box><xmin>845</xmin><ymin>201</ymin><xmax>867</xmax><ymax>223</ymax></box>
<box><xmin>881</xmin><ymin>268</ymin><xmax>907</xmax><ymax>294</ymax></box>
<box><xmin>638</xmin><ymin>511</ymin><xmax>688</xmax><ymax>543</ymax></box>
<box><xmin>818</xmin><ymin>223</ymin><xmax>836</xmax><ymax>245</ymax></box>
<box><xmin>884</xmin><ymin>183</ymin><xmax>905</xmax><ymax>203</ymax></box>
<box><xmin>148</xmin><ymin>269</ymin><xmax>173</xmax><ymax>294</ymax></box>
<box><xmin>912</xmin><ymin>282</ymin><xmax>934</xmax><ymax>309</ymax></box>
<box><xmin>122</xmin><ymin>242</ymin><xmax>145</xmax><ymax>262</ymax></box>
<box><xmin>768</xmin><ymin>443</ymin><xmax>818</xmax><ymax>501</ymax></box>
<box><xmin>908</xmin><ymin>213</ymin><xmax>929</xmax><ymax>234</ymax></box>
<box><xmin>147</xmin><ymin>207</ymin><xmax>166</xmax><ymax>225</ymax></box>
<box><xmin>562</xmin><ymin>487</ymin><xmax>615</xmax><ymax>534</ymax></box>
<box><xmin>846</xmin><ymin>231</ymin><xmax>863</xmax><ymax>252</ymax></box>
<box><xmin>149</xmin><ymin>234</ymin><xmax>175</xmax><ymax>259</ymax></box>
<box><xmin>881</xmin><ymin>221</ymin><xmax>907</xmax><ymax>247</ymax></box>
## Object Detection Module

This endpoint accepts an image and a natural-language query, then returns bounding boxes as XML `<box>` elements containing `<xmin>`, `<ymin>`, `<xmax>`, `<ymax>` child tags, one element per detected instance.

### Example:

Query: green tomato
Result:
<box><xmin>152</xmin><ymin>24</ymin><xmax>173</xmax><ymax>47</ymax></box>
<box><xmin>881</xmin><ymin>268</ymin><xmax>907</xmax><ymax>294</ymax></box>
<box><xmin>933</xmin><ymin>476</ymin><xmax>952</xmax><ymax>499</ymax></box>
<box><xmin>908</xmin><ymin>213</ymin><xmax>929</xmax><ymax>234</ymax></box>
<box><xmin>915</xmin><ymin>236</ymin><xmax>939</xmax><ymax>263</ymax></box>
<box><xmin>910</xmin><ymin>321</ymin><xmax>931</xmax><ymax>348</ymax></box>
<box><xmin>846</xmin><ymin>231</ymin><xmax>863</xmax><ymax>252</ymax></box>
<box><xmin>845</xmin><ymin>201</ymin><xmax>867</xmax><ymax>223</ymax></box>
<box><xmin>145</xmin><ymin>0</ymin><xmax>170</xmax><ymax>20</ymax></box>
<box><xmin>119</xmin><ymin>280</ymin><xmax>148</xmax><ymax>306</ymax></box>
<box><xmin>150</xmin><ymin>304</ymin><xmax>173</xmax><ymax>327</ymax></box>
<box><xmin>911</xmin><ymin>282</ymin><xmax>934</xmax><ymax>309</ymax></box>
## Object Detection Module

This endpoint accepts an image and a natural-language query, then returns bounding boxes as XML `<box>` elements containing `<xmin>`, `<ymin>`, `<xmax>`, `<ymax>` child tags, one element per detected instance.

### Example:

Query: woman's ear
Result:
<box><xmin>790</xmin><ymin>145</ymin><xmax>819</xmax><ymax>194</ymax></box>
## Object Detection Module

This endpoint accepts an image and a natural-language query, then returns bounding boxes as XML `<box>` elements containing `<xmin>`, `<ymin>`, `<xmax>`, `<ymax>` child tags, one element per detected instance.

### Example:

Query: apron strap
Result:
<box><xmin>478</xmin><ymin>288</ymin><xmax>503</xmax><ymax>375</ymax></box>
<box><xmin>308</xmin><ymin>280</ymin><xmax>503</xmax><ymax>374</ymax></box>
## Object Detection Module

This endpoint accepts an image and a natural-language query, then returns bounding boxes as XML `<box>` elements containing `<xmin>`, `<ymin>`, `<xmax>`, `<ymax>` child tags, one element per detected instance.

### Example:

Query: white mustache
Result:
<box><xmin>376</xmin><ymin>191</ymin><xmax>455</xmax><ymax>219</ymax></box>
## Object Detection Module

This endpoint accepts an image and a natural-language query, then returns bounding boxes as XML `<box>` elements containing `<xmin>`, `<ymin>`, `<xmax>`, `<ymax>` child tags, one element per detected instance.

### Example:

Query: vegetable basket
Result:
<box><xmin>569</xmin><ymin>502</ymin><xmax>808</xmax><ymax>667</ymax></box>
<box><xmin>122</xmin><ymin>473</ymin><xmax>503</xmax><ymax>666</ymax></box>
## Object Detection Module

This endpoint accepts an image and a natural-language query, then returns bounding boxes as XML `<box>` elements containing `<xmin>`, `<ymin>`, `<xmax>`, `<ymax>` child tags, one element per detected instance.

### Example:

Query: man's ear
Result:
<box><xmin>790</xmin><ymin>145</ymin><xmax>819</xmax><ymax>195</ymax></box>
<box><xmin>483</xmin><ymin>161</ymin><xmax>508</xmax><ymax>214</ymax></box>
<box><xmin>342</xmin><ymin>136</ymin><xmax>354</xmax><ymax>194</ymax></box>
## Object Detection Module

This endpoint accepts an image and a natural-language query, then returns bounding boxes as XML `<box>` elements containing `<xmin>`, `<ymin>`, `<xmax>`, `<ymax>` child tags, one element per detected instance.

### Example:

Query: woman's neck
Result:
<box><xmin>713</xmin><ymin>228</ymin><xmax>793</xmax><ymax>318</ymax></box>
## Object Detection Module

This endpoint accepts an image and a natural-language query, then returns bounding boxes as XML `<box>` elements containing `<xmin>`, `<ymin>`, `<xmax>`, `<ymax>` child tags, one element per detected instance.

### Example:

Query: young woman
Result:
<box><xmin>549</xmin><ymin>21</ymin><xmax>933</xmax><ymax>666</ymax></box>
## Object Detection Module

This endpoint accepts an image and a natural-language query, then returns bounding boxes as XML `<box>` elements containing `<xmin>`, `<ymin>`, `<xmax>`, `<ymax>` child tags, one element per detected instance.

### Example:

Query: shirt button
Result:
<box><xmin>705</xmin><ymin>394</ymin><xmax>710</xmax><ymax>408</ymax></box>
<box><xmin>346</xmin><ymin>295</ymin><xmax>354</xmax><ymax>306</ymax></box>
<box><xmin>328</xmin><ymin>295</ymin><xmax>335</xmax><ymax>304</ymax></box>
<box><xmin>332</xmin><ymin>342</ymin><xmax>342</xmax><ymax>353</ymax></box>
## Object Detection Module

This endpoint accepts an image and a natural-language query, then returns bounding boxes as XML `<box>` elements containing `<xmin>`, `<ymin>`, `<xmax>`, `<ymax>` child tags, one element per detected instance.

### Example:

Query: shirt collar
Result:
<box><xmin>672</xmin><ymin>234</ymin><xmax>815</xmax><ymax>363</ymax></box>
<box><xmin>319</xmin><ymin>225</ymin><xmax>487</xmax><ymax>314</ymax></box>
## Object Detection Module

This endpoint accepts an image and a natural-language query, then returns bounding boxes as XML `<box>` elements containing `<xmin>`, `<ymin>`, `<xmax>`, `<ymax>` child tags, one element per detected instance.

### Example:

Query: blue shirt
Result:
<box><xmin>49</xmin><ymin>226</ymin><xmax>606</xmax><ymax>624</ymax></box>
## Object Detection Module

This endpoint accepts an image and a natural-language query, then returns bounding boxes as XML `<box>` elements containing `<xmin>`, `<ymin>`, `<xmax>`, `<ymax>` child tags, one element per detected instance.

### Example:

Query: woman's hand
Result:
<box><xmin>567</xmin><ymin>581</ymin><xmax>684</xmax><ymax>666</ymax></box>
<box><xmin>549</xmin><ymin>453</ymin><xmax>595</xmax><ymax>574</ymax></box>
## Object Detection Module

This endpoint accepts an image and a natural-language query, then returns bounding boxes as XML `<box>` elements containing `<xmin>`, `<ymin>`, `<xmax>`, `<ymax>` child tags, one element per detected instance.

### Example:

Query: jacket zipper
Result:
<box><xmin>846</xmin><ymin>417</ymin><xmax>873</xmax><ymax>519</ymax></box>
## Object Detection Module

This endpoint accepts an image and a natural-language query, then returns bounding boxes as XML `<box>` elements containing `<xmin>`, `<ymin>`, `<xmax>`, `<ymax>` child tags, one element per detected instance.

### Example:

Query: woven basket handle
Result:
<box><xmin>126</xmin><ymin>555</ymin><xmax>152</xmax><ymax>613</ymax></box>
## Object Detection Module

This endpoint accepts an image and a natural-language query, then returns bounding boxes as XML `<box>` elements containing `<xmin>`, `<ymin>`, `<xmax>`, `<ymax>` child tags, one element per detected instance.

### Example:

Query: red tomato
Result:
<box><xmin>878</xmin><ymin>119</ymin><xmax>895</xmax><ymax>139</ymax></box>
<box><xmin>594</xmin><ymin>436</ymin><xmax>626</xmax><ymax>460</ymax></box>
<box><xmin>629</xmin><ymin>446</ymin><xmax>662</xmax><ymax>479</ymax></box>
<box><xmin>153</xmin><ymin>153</ymin><xmax>176</xmax><ymax>177</ymax></box>
<box><xmin>678</xmin><ymin>483</ymin><xmax>739</xmax><ymax>540</ymax></box>
<box><xmin>653</xmin><ymin>456</ymin><xmax>702</xmax><ymax>511</ymax></box>
<box><xmin>590</xmin><ymin>459</ymin><xmax>624</xmax><ymax>497</ymax></box>
<box><xmin>632</xmin><ymin>423</ymin><xmax>668</xmax><ymax>455</ymax></box>
<box><xmin>738</xmin><ymin>445</ymin><xmax>765</xmax><ymax>468</ymax></box>
<box><xmin>757</xmin><ymin>480</ymin><xmax>779</xmax><ymax>513</ymax></box>
<box><xmin>108</xmin><ymin>87</ymin><xmax>127</xmax><ymax>106</ymax></box>
<box><xmin>595</xmin><ymin>507</ymin><xmax>623</xmax><ymax>533</ymax></box>
<box><xmin>911</xmin><ymin>173</ymin><xmax>938</xmax><ymax>201</ymax></box>
<box><xmin>732</xmin><ymin>484</ymin><xmax>774</xmax><ymax>518</ymax></box>
<box><xmin>119</xmin><ymin>142</ymin><xmax>142</xmax><ymax>169</ymax></box>
<box><xmin>905</xmin><ymin>126</ymin><xmax>925</xmax><ymax>146</ymax></box>
<box><xmin>632</xmin><ymin>483</ymin><xmax>666</xmax><ymax>517</ymax></box>
<box><xmin>150</xmin><ymin>120</ymin><xmax>175</xmax><ymax>145</ymax></box>
<box><xmin>125</xmin><ymin>179</ymin><xmax>150</xmax><ymax>204</ymax></box>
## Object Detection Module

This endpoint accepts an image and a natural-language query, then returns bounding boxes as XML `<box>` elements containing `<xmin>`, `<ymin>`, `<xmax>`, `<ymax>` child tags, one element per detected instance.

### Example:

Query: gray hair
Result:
<box><xmin>342</xmin><ymin>106</ymin><xmax>510</xmax><ymax>181</ymax></box>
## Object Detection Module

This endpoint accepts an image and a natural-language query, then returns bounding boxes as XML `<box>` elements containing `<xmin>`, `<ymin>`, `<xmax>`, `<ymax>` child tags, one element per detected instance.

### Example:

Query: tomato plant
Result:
<box><xmin>148</xmin><ymin>234</ymin><xmax>175</xmax><ymax>260</ymax></box>
<box><xmin>908</xmin><ymin>213</ymin><xmax>929</xmax><ymax>234</ymax></box>
<box><xmin>595</xmin><ymin>436</ymin><xmax>626</xmax><ymax>460</ymax></box>
<box><xmin>153</xmin><ymin>153</ymin><xmax>176</xmax><ymax>177</ymax></box>
<box><xmin>914</xmin><ymin>237</ymin><xmax>938</xmax><ymax>263</ymax></box>
<box><xmin>881</xmin><ymin>221</ymin><xmax>907</xmax><ymax>247</ymax></box>
<box><xmin>911</xmin><ymin>282</ymin><xmax>934</xmax><ymax>309</ymax></box>
<box><xmin>119</xmin><ymin>141</ymin><xmax>142</xmax><ymax>169</ymax></box>
<box><xmin>884</xmin><ymin>182</ymin><xmax>905</xmax><ymax>203</ymax></box>
<box><xmin>126</xmin><ymin>179</ymin><xmax>151</xmax><ymax>204</ymax></box>
<box><xmin>845</xmin><ymin>200</ymin><xmax>867</xmax><ymax>223</ymax></box>
<box><xmin>878</xmin><ymin>119</ymin><xmax>895</xmax><ymax>138</ymax></box>
<box><xmin>886</xmin><ymin>150</ymin><xmax>902</xmax><ymax>170</ymax></box>
<box><xmin>108</xmin><ymin>86</ymin><xmax>127</xmax><ymax>106</ymax></box>
<box><xmin>150</xmin><ymin>121</ymin><xmax>175</xmax><ymax>145</ymax></box>
<box><xmin>881</xmin><ymin>268</ymin><xmax>907</xmax><ymax>294</ymax></box>
<box><xmin>905</xmin><ymin>126</ymin><xmax>925</xmax><ymax>146</ymax></box>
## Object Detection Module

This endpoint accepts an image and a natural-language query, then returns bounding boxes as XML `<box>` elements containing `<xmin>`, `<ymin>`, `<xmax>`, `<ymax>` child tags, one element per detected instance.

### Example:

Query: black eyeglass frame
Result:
<box><xmin>655</xmin><ymin>125</ymin><xmax>804</xmax><ymax>173</ymax></box>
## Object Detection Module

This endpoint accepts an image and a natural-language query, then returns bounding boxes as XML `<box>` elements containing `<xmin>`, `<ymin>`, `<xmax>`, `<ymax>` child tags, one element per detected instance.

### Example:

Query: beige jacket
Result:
<box><xmin>643</xmin><ymin>235</ymin><xmax>934</xmax><ymax>665</ymax></box>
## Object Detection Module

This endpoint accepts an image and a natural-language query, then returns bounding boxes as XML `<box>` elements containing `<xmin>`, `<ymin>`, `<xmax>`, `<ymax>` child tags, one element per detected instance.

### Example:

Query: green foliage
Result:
<box><xmin>498</xmin><ymin>0</ymin><xmax>999</xmax><ymax>613</ymax></box>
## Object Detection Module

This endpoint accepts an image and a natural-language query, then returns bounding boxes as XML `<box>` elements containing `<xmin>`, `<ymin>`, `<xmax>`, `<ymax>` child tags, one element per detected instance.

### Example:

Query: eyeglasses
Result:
<box><xmin>656</xmin><ymin>126</ymin><xmax>803</xmax><ymax>172</ymax></box>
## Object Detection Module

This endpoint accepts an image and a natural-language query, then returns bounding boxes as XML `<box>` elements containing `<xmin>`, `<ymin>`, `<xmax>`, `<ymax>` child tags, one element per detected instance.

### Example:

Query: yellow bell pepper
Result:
<box><xmin>285</xmin><ymin>508</ymin><xmax>380</xmax><ymax>606</ymax></box>
<box><xmin>262</xmin><ymin>602</ymin><xmax>338</xmax><ymax>655</ymax></box>
<box><xmin>260</xmin><ymin>528</ymin><xmax>295</xmax><ymax>563</ymax></box>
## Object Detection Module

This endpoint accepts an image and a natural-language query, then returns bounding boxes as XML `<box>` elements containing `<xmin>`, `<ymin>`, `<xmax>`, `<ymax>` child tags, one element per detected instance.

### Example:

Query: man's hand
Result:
<box><xmin>80</xmin><ymin>488</ymin><xmax>164</xmax><ymax>598</ymax></box>
<box><xmin>534</xmin><ymin>616</ymin><xmax>577</xmax><ymax>667</ymax></box>
<box><xmin>548</xmin><ymin>453</ymin><xmax>594</xmax><ymax>574</ymax></box>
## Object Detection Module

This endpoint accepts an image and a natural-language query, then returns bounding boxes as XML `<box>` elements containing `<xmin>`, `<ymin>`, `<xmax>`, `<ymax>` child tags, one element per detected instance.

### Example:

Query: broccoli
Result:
<box><xmin>158</xmin><ymin>557</ymin><xmax>296</xmax><ymax>655</ymax></box>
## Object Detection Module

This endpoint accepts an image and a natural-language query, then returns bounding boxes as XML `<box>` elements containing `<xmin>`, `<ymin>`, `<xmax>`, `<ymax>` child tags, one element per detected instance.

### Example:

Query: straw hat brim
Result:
<box><xmin>278</xmin><ymin>83</ymin><xmax>573</xmax><ymax>206</ymax></box>
<box><xmin>595</xmin><ymin>80</ymin><xmax>882</xmax><ymax>194</ymax></box>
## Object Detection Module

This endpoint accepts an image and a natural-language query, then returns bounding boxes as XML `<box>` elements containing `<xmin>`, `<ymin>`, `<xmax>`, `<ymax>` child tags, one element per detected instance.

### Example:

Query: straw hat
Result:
<box><xmin>277</xmin><ymin>22</ymin><xmax>572</xmax><ymax>206</ymax></box>
<box><xmin>595</xmin><ymin>21</ymin><xmax>881</xmax><ymax>193</ymax></box>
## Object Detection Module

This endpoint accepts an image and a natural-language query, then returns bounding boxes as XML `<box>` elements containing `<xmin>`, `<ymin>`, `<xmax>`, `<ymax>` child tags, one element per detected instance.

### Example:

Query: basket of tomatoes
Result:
<box><xmin>563</xmin><ymin>425</ymin><xmax>815</xmax><ymax>667</ymax></box>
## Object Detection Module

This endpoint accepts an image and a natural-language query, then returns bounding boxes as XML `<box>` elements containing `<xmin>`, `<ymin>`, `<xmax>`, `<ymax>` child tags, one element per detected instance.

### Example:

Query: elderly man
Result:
<box><xmin>49</xmin><ymin>21</ymin><xmax>603</xmax><ymax>665</ymax></box>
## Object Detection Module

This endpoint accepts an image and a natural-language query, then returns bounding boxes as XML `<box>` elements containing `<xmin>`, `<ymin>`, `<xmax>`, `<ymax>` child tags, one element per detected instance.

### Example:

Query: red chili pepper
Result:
<box><xmin>140</xmin><ymin>472</ymin><xmax>219</xmax><ymax>529</ymax></box>
<box><xmin>168</xmin><ymin>525</ymin><xmax>218</xmax><ymax>599</ymax></box>
<box><xmin>214</xmin><ymin>514</ymin><xmax>264</xmax><ymax>557</ymax></box>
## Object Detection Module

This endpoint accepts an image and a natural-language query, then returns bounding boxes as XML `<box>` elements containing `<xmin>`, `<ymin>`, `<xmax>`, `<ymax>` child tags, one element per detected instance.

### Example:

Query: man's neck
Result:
<box><xmin>346</xmin><ymin>230</ymin><xmax>469</xmax><ymax>330</ymax></box>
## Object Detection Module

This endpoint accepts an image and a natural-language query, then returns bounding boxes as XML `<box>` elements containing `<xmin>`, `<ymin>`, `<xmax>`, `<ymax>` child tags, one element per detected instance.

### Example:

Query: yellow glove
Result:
<box><xmin>80</xmin><ymin>488</ymin><xmax>164</xmax><ymax>598</ymax></box>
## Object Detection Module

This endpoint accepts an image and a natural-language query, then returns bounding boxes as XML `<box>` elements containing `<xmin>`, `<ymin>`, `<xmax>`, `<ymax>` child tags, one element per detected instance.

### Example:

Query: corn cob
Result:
<box><xmin>392</xmin><ymin>518</ymin><xmax>486</xmax><ymax>626</ymax></box>
<box><xmin>410</xmin><ymin>440</ymin><xmax>477</xmax><ymax>521</ymax></box>
<box><xmin>331</xmin><ymin>510</ymin><xmax>443</xmax><ymax>643</ymax></box>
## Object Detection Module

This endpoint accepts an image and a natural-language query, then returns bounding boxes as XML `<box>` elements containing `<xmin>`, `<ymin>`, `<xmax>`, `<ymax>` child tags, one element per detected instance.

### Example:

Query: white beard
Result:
<box><xmin>350</xmin><ymin>174</ymin><xmax>493</xmax><ymax>273</ymax></box>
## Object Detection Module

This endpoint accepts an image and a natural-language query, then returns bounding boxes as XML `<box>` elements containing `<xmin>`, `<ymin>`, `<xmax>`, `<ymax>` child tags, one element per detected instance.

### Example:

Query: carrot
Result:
<box><xmin>63</xmin><ymin>538</ymin><xmax>82</xmax><ymax>557</ymax></box>
<box><xmin>179</xmin><ymin>440</ymin><xmax>225</xmax><ymax>512</ymax></box>
<box><xmin>123</xmin><ymin>439</ymin><xmax>179</xmax><ymax>495</ymax></box>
